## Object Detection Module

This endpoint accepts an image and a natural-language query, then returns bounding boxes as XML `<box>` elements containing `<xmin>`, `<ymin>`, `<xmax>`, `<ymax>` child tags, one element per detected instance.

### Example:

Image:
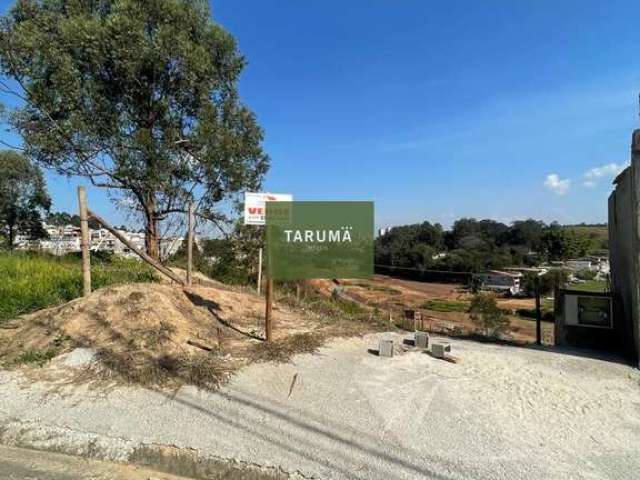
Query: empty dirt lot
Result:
<box><xmin>321</xmin><ymin>276</ymin><xmax>553</xmax><ymax>344</ymax></box>
<box><xmin>1</xmin><ymin>333</ymin><xmax>638</xmax><ymax>479</ymax></box>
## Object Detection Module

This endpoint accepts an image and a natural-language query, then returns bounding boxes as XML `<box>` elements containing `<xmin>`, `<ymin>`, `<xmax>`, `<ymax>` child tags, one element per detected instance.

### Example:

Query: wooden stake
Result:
<box><xmin>187</xmin><ymin>202</ymin><xmax>194</xmax><ymax>287</ymax></box>
<box><xmin>257</xmin><ymin>247</ymin><xmax>263</xmax><ymax>294</ymax></box>
<box><xmin>535</xmin><ymin>275</ymin><xmax>542</xmax><ymax>345</ymax></box>
<box><xmin>265</xmin><ymin>275</ymin><xmax>273</xmax><ymax>341</ymax></box>
<box><xmin>78</xmin><ymin>186</ymin><xmax>91</xmax><ymax>297</ymax></box>
<box><xmin>88</xmin><ymin>209</ymin><xmax>185</xmax><ymax>286</ymax></box>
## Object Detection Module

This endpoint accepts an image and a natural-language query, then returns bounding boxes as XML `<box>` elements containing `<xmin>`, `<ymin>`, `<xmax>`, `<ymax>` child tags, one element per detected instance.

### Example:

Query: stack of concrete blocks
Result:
<box><xmin>415</xmin><ymin>331</ymin><xmax>429</xmax><ymax>349</ymax></box>
<box><xmin>431</xmin><ymin>342</ymin><xmax>451</xmax><ymax>359</ymax></box>
<box><xmin>379</xmin><ymin>338</ymin><xmax>394</xmax><ymax>358</ymax></box>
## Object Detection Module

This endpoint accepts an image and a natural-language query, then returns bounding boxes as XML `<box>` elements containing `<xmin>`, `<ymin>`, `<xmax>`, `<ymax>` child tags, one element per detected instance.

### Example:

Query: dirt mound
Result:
<box><xmin>0</xmin><ymin>281</ymin><xmax>314</xmax><ymax>387</ymax></box>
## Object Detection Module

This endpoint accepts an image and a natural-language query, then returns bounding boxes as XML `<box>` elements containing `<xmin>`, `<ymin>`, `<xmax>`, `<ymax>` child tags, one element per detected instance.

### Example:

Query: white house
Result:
<box><xmin>474</xmin><ymin>270</ymin><xmax>522</xmax><ymax>295</ymax></box>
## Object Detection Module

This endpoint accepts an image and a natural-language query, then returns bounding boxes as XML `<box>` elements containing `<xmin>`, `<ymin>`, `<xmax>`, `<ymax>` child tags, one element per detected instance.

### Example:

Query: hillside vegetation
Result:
<box><xmin>376</xmin><ymin>219</ymin><xmax>608</xmax><ymax>273</ymax></box>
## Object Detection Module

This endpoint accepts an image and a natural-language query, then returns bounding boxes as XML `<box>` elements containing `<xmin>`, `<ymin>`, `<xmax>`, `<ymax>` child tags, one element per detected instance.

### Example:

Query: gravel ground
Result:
<box><xmin>1</xmin><ymin>333</ymin><xmax>639</xmax><ymax>480</ymax></box>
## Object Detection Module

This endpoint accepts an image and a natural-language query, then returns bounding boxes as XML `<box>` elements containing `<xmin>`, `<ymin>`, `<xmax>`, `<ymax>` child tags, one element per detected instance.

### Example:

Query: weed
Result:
<box><xmin>0</xmin><ymin>251</ymin><xmax>156</xmax><ymax>324</ymax></box>
<box><xmin>14</xmin><ymin>348</ymin><xmax>58</xmax><ymax>366</ymax></box>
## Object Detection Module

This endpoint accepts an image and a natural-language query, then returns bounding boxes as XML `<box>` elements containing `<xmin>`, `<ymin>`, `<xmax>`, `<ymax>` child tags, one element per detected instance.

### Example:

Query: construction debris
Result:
<box><xmin>379</xmin><ymin>339</ymin><xmax>394</xmax><ymax>358</ymax></box>
<box><xmin>431</xmin><ymin>342</ymin><xmax>451</xmax><ymax>359</ymax></box>
<box><xmin>414</xmin><ymin>331</ymin><xmax>429</xmax><ymax>349</ymax></box>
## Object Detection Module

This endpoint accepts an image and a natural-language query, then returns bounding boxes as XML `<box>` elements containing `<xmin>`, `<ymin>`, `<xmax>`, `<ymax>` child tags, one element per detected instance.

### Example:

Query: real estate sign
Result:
<box><xmin>243</xmin><ymin>192</ymin><xmax>293</xmax><ymax>225</ymax></box>
<box><xmin>266</xmin><ymin>201</ymin><xmax>374</xmax><ymax>280</ymax></box>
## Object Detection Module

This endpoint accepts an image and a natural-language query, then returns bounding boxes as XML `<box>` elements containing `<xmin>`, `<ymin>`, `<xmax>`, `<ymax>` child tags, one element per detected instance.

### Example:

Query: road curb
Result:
<box><xmin>0</xmin><ymin>419</ymin><xmax>290</xmax><ymax>479</ymax></box>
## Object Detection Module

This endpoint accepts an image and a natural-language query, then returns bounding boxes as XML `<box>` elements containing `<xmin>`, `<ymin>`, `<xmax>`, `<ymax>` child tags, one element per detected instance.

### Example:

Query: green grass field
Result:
<box><xmin>567</xmin><ymin>279</ymin><xmax>608</xmax><ymax>292</ymax></box>
<box><xmin>0</xmin><ymin>251</ymin><xmax>156</xmax><ymax>324</ymax></box>
<box><xmin>420</xmin><ymin>299</ymin><xmax>470</xmax><ymax>313</ymax></box>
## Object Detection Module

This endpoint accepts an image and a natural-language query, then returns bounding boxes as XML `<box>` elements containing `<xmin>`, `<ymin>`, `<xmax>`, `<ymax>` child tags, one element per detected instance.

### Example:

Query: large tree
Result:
<box><xmin>0</xmin><ymin>150</ymin><xmax>51</xmax><ymax>248</ymax></box>
<box><xmin>0</xmin><ymin>0</ymin><xmax>269</xmax><ymax>259</ymax></box>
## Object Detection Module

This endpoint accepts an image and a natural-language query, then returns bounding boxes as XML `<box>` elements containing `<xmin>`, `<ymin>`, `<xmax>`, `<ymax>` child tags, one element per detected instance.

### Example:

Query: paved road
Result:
<box><xmin>0</xmin><ymin>444</ymin><xmax>191</xmax><ymax>480</ymax></box>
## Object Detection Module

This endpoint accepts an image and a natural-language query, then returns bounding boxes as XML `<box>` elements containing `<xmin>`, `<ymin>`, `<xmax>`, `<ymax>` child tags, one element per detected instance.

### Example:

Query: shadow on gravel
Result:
<box><xmin>157</xmin><ymin>385</ymin><xmax>459</xmax><ymax>480</ymax></box>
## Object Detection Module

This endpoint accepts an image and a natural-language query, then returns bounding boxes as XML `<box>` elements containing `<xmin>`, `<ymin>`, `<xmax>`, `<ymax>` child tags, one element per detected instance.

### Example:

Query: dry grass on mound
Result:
<box><xmin>0</xmin><ymin>281</ymin><xmax>319</xmax><ymax>388</ymax></box>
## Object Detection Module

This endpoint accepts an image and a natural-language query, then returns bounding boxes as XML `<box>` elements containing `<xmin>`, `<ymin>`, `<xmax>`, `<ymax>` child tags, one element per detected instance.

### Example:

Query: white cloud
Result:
<box><xmin>544</xmin><ymin>174</ymin><xmax>571</xmax><ymax>195</ymax></box>
<box><xmin>582</xmin><ymin>180</ymin><xmax>597</xmax><ymax>188</ymax></box>
<box><xmin>584</xmin><ymin>162</ymin><xmax>625</xmax><ymax>180</ymax></box>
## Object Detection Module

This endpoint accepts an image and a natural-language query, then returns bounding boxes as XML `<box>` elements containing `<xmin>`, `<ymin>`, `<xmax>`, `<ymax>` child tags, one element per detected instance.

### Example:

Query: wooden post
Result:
<box><xmin>265</xmin><ymin>275</ymin><xmax>273</xmax><ymax>341</ymax></box>
<box><xmin>88</xmin><ymin>209</ymin><xmax>185</xmax><ymax>286</ymax></box>
<box><xmin>186</xmin><ymin>202</ymin><xmax>194</xmax><ymax>287</ymax></box>
<box><xmin>257</xmin><ymin>247</ymin><xmax>263</xmax><ymax>293</ymax></box>
<box><xmin>535</xmin><ymin>275</ymin><xmax>542</xmax><ymax>345</ymax></box>
<box><xmin>77</xmin><ymin>186</ymin><xmax>91</xmax><ymax>297</ymax></box>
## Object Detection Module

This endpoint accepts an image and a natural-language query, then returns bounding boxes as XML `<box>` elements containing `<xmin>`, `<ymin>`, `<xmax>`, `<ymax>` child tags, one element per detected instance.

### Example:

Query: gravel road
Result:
<box><xmin>1</xmin><ymin>334</ymin><xmax>639</xmax><ymax>480</ymax></box>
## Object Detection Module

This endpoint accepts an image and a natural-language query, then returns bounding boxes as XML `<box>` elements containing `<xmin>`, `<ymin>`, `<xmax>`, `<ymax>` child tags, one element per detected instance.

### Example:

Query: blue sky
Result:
<box><xmin>2</xmin><ymin>0</ymin><xmax>640</xmax><ymax>229</ymax></box>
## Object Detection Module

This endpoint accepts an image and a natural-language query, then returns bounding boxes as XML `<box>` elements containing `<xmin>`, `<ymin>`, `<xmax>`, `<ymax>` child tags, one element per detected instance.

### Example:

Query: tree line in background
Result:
<box><xmin>375</xmin><ymin>218</ymin><xmax>608</xmax><ymax>273</ymax></box>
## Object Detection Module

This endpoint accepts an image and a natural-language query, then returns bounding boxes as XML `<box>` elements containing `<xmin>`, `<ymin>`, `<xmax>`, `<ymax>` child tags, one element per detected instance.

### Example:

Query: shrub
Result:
<box><xmin>469</xmin><ymin>293</ymin><xmax>510</xmax><ymax>338</ymax></box>
<box><xmin>575</xmin><ymin>268</ymin><xmax>597</xmax><ymax>281</ymax></box>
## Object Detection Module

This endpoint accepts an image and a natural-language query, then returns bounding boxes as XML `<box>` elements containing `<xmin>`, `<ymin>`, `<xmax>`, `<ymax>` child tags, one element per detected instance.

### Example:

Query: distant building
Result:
<box><xmin>473</xmin><ymin>270</ymin><xmax>522</xmax><ymax>295</ymax></box>
<box><xmin>15</xmin><ymin>222</ymin><xmax>183</xmax><ymax>259</ymax></box>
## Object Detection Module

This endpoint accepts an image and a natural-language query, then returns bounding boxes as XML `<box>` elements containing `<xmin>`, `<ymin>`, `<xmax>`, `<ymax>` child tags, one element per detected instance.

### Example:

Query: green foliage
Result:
<box><xmin>375</xmin><ymin>222</ymin><xmax>444</xmax><ymax>269</ymax></box>
<box><xmin>575</xmin><ymin>268</ymin><xmax>598</xmax><ymax>281</ymax></box>
<box><xmin>563</xmin><ymin>224</ymin><xmax>609</xmax><ymax>253</ymax></box>
<box><xmin>169</xmin><ymin>221</ymin><xmax>263</xmax><ymax>285</ymax></box>
<box><xmin>521</xmin><ymin>269</ymin><xmax>568</xmax><ymax>296</ymax></box>
<box><xmin>14</xmin><ymin>348</ymin><xmax>59</xmax><ymax>366</ymax></box>
<box><xmin>541</xmin><ymin>224</ymin><xmax>587</xmax><ymax>260</ymax></box>
<box><xmin>0</xmin><ymin>0</ymin><xmax>268</xmax><ymax>258</ymax></box>
<box><xmin>376</xmin><ymin>217</ymin><xmax>607</xmax><ymax>274</ymax></box>
<box><xmin>420</xmin><ymin>299</ymin><xmax>469</xmax><ymax>313</ymax></box>
<box><xmin>47</xmin><ymin>211</ymin><xmax>99</xmax><ymax>230</ymax></box>
<box><xmin>469</xmin><ymin>293</ymin><xmax>510</xmax><ymax>337</ymax></box>
<box><xmin>0</xmin><ymin>251</ymin><xmax>156</xmax><ymax>323</ymax></box>
<box><xmin>0</xmin><ymin>150</ymin><xmax>51</xmax><ymax>249</ymax></box>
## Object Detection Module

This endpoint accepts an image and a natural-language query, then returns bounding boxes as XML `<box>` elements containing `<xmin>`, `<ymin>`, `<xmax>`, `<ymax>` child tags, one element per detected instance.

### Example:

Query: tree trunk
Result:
<box><xmin>143</xmin><ymin>194</ymin><xmax>160</xmax><ymax>261</ymax></box>
<box><xmin>7</xmin><ymin>222</ymin><xmax>14</xmax><ymax>250</ymax></box>
<box><xmin>145</xmin><ymin>216</ymin><xmax>159</xmax><ymax>261</ymax></box>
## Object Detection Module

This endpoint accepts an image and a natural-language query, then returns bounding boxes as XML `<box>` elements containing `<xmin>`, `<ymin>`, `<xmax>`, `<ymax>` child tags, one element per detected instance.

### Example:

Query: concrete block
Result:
<box><xmin>414</xmin><ymin>331</ymin><xmax>429</xmax><ymax>349</ymax></box>
<box><xmin>379</xmin><ymin>339</ymin><xmax>394</xmax><ymax>358</ymax></box>
<box><xmin>431</xmin><ymin>342</ymin><xmax>451</xmax><ymax>359</ymax></box>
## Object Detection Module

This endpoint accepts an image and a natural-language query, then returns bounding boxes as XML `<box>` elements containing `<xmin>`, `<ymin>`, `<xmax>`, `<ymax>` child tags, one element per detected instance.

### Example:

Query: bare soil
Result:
<box><xmin>0</xmin><ymin>277</ymin><xmax>378</xmax><ymax>388</ymax></box>
<box><xmin>314</xmin><ymin>275</ymin><xmax>552</xmax><ymax>345</ymax></box>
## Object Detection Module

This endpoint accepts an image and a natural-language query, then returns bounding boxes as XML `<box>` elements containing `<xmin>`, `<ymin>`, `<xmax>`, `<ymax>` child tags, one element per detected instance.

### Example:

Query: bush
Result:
<box><xmin>575</xmin><ymin>269</ymin><xmax>597</xmax><ymax>281</ymax></box>
<box><xmin>522</xmin><ymin>269</ymin><xmax>568</xmax><ymax>297</ymax></box>
<box><xmin>469</xmin><ymin>293</ymin><xmax>510</xmax><ymax>338</ymax></box>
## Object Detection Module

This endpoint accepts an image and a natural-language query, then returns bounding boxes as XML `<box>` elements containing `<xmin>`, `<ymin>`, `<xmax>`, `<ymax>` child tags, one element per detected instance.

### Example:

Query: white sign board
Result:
<box><xmin>244</xmin><ymin>192</ymin><xmax>293</xmax><ymax>225</ymax></box>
